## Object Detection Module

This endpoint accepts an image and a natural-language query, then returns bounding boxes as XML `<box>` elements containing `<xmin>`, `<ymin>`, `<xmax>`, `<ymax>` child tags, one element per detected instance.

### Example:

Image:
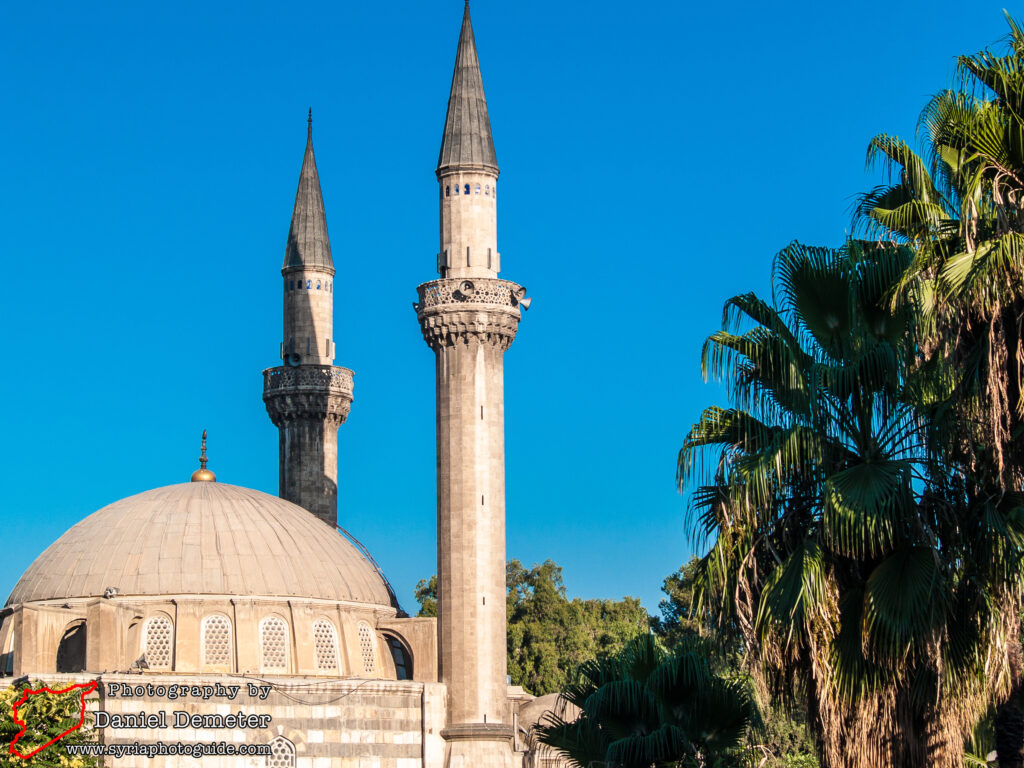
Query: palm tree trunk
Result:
<box><xmin>996</xmin><ymin>639</ymin><xmax>1024</xmax><ymax>768</ymax></box>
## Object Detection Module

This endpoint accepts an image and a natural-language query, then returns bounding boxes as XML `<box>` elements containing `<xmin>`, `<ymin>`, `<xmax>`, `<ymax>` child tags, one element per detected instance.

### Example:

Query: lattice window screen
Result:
<box><xmin>357</xmin><ymin>621</ymin><xmax>376</xmax><ymax>675</ymax></box>
<box><xmin>260</xmin><ymin>616</ymin><xmax>289</xmax><ymax>673</ymax></box>
<box><xmin>202</xmin><ymin>614</ymin><xmax>232</xmax><ymax>668</ymax></box>
<box><xmin>143</xmin><ymin>615</ymin><xmax>173</xmax><ymax>669</ymax></box>
<box><xmin>312</xmin><ymin>619</ymin><xmax>339</xmax><ymax>673</ymax></box>
<box><xmin>266</xmin><ymin>736</ymin><xmax>295</xmax><ymax>768</ymax></box>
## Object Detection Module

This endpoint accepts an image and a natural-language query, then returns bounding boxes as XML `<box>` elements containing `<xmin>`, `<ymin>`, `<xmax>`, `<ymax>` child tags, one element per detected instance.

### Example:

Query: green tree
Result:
<box><xmin>506</xmin><ymin>559</ymin><xmax>648</xmax><ymax>695</ymax></box>
<box><xmin>0</xmin><ymin>681</ymin><xmax>99</xmax><ymax>768</ymax></box>
<box><xmin>653</xmin><ymin>561</ymin><xmax>819</xmax><ymax>768</ymax></box>
<box><xmin>535</xmin><ymin>633</ymin><xmax>755</xmax><ymax>768</ymax></box>
<box><xmin>416</xmin><ymin>560</ymin><xmax>648</xmax><ymax>695</ymax></box>
<box><xmin>413</xmin><ymin>575</ymin><xmax>437</xmax><ymax>617</ymax></box>
<box><xmin>679</xmin><ymin>240</ymin><xmax>1023</xmax><ymax>767</ymax></box>
<box><xmin>650</xmin><ymin>558</ymin><xmax>705</xmax><ymax>650</ymax></box>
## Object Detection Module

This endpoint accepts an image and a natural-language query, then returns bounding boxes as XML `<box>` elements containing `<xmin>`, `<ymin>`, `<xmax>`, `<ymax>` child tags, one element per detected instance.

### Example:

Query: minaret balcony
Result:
<box><xmin>414</xmin><ymin>277</ymin><xmax>523</xmax><ymax>313</ymax></box>
<box><xmin>262</xmin><ymin>365</ymin><xmax>354</xmax><ymax>428</ymax></box>
<box><xmin>414</xmin><ymin>278</ymin><xmax>526</xmax><ymax>351</ymax></box>
<box><xmin>263</xmin><ymin>364</ymin><xmax>354</xmax><ymax>398</ymax></box>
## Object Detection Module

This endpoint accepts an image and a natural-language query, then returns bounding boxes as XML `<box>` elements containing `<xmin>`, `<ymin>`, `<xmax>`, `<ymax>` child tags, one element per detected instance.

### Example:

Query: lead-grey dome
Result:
<box><xmin>6</xmin><ymin>482</ymin><xmax>394</xmax><ymax>607</ymax></box>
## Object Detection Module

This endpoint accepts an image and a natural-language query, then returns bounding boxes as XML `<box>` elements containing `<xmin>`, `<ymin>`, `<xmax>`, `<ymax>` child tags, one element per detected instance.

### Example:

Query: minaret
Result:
<box><xmin>415</xmin><ymin>5</ymin><xmax>527</xmax><ymax>766</ymax></box>
<box><xmin>263</xmin><ymin>112</ymin><xmax>354</xmax><ymax>528</ymax></box>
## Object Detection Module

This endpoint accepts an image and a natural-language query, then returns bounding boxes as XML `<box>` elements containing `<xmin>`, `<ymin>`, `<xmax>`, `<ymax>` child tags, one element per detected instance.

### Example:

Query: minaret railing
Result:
<box><xmin>263</xmin><ymin>365</ymin><xmax>354</xmax><ymax>397</ymax></box>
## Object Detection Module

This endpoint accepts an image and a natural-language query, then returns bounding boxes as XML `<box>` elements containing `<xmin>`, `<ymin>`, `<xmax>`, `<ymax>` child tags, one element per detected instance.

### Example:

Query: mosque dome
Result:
<box><xmin>6</xmin><ymin>481</ymin><xmax>395</xmax><ymax>608</ymax></box>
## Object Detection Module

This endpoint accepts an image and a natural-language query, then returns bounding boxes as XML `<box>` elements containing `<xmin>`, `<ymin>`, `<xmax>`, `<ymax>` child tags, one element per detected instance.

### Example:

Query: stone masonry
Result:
<box><xmin>37</xmin><ymin>673</ymin><xmax>446</xmax><ymax>768</ymax></box>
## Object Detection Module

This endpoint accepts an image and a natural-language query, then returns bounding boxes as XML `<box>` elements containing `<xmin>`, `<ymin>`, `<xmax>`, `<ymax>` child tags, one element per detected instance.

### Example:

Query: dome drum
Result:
<box><xmin>1</xmin><ymin>592</ymin><xmax>435</xmax><ymax>682</ymax></box>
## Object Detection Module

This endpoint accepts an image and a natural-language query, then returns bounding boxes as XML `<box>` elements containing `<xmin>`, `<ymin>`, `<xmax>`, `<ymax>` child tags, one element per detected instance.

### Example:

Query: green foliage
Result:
<box><xmin>506</xmin><ymin>559</ymin><xmax>649</xmax><ymax>695</ymax></box>
<box><xmin>0</xmin><ymin>681</ymin><xmax>99</xmax><ymax>767</ymax></box>
<box><xmin>654</xmin><ymin>560</ymin><xmax>820</xmax><ymax>767</ymax></box>
<box><xmin>679</xmin><ymin>238</ymin><xmax>1024</xmax><ymax>767</ymax></box>
<box><xmin>964</xmin><ymin>709</ymin><xmax>998</xmax><ymax>767</ymax></box>
<box><xmin>413</xmin><ymin>575</ymin><xmax>437</xmax><ymax>617</ymax></box>
<box><xmin>650</xmin><ymin>558</ymin><xmax>706</xmax><ymax>651</ymax></box>
<box><xmin>535</xmin><ymin>634</ymin><xmax>755</xmax><ymax>768</ymax></box>
<box><xmin>416</xmin><ymin>560</ymin><xmax>649</xmax><ymax>696</ymax></box>
<box><xmin>854</xmin><ymin>13</ymin><xmax>1024</xmax><ymax>490</ymax></box>
<box><xmin>421</xmin><ymin>555</ymin><xmax>819</xmax><ymax>764</ymax></box>
<box><xmin>753</xmin><ymin>705</ymin><xmax>820</xmax><ymax>768</ymax></box>
<box><xmin>852</xmin><ymin>14</ymin><xmax>1024</xmax><ymax>766</ymax></box>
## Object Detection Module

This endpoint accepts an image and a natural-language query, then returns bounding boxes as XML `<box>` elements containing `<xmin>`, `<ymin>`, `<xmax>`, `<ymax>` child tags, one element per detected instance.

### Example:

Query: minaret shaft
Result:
<box><xmin>435</xmin><ymin>341</ymin><xmax>508</xmax><ymax>724</ymax></box>
<box><xmin>416</xmin><ymin>287</ymin><xmax>521</xmax><ymax>768</ymax></box>
<box><xmin>275</xmin><ymin>402</ymin><xmax>344</xmax><ymax>524</ymax></box>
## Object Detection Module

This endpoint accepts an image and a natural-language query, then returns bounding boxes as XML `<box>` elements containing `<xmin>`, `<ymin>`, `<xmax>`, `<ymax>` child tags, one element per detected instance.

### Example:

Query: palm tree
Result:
<box><xmin>534</xmin><ymin>633</ymin><xmax>755</xmax><ymax>768</ymax></box>
<box><xmin>679</xmin><ymin>240</ymin><xmax>1024</xmax><ymax>767</ymax></box>
<box><xmin>853</xmin><ymin>17</ymin><xmax>1024</xmax><ymax>763</ymax></box>
<box><xmin>856</xmin><ymin>12</ymin><xmax>1024</xmax><ymax>479</ymax></box>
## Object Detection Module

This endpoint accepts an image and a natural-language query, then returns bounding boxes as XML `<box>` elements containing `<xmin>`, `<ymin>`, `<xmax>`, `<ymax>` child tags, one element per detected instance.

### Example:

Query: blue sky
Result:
<box><xmin>0</xmin><ymin>0</ymin><xmax>1015</xmax><ymax>615</ymax></box>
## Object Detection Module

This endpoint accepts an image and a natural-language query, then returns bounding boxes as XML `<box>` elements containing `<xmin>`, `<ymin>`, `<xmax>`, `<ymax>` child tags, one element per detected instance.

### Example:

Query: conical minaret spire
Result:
<box><xmin>284</xmin><ymin>110</ymin><xmax>333</xmax><ymax>272</ymax></box>
<box><xmin>264</xmin><ymin>113</ymin><xmax>354</xmax><ymax>529</ymax></box>
<box><xmin>437</xmin><ymin>1</ymin><xmax>497</xmax><ymax>175</ymax></box>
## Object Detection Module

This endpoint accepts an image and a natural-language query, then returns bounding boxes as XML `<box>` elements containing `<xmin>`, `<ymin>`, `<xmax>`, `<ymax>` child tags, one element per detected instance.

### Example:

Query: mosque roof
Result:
<box><xmin>6</xmin><ymin>482</ymin><xmax>394</xmax><ymax>607</ymax></box>
<box><xmin>437</xmin><ymin>2</ymin><xmax>498</xmax><ymax>176</ymax></box>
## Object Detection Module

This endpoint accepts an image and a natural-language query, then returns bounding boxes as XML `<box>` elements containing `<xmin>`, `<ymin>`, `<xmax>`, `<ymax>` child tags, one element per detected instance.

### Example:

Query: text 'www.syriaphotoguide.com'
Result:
<box><xmin>64</xmin><ymin>741</ymin><xmax>272</xmax><ymax>758</ymax></box>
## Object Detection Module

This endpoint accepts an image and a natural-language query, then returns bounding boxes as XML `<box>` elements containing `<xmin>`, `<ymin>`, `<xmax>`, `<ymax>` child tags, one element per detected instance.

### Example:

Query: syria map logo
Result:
<box><xmin>6</xmin><ymin>681</ymin><xmax>97</xmax><ymax>759</ymax></box>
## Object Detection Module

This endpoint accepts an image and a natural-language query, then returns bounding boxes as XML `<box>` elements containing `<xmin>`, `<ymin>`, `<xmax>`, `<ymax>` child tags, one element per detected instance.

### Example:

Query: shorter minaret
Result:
<box><xmin>263</xmin><ymin>113</ymin><xmax>353</xmax><ymax>528</ymax></box>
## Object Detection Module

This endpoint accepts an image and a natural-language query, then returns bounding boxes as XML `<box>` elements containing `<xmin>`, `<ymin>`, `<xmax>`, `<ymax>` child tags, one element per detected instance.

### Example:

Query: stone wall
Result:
<box><xmin>1</xmin><ymin>672</ymin><xmax>446</xmax><ymax>768</ymax></box>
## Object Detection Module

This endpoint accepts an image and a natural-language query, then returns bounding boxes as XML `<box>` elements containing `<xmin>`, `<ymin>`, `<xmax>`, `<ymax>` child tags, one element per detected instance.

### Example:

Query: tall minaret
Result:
<box><xmin>264</xmin><ymin>113</ymin><xmax>354</xmax><ymax>528</ymax></box>
<box><xmin>415</xmin><ymin>5</ymin><xmax>526</xmax><ymax>766</ymax></box>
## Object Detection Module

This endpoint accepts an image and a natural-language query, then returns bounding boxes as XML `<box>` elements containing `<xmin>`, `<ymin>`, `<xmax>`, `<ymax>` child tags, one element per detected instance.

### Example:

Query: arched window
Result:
<box><xmin>357</xmin><ymin>621</ymin><xmax>376</xmax><ymax>675</ymax></box>
<box><xmin>266</xmin><ymin>736</ymin><xmax>296</xmax><ymax>767</ymax></box>
<box><xmin>306</xmin><ymin>279</ymin><xmax>312</xmax><ymax>290</ymax></box>
<box><xmin>454</xmin><ymin>184</ymin><xmax>459</xmax><ymax>195</ymax></box>
<box><xmin>56</xmin><ymin>621</ymin><xmax>86</xmax><ymax>673</ymax></box>
<box><xmin>201</xmin><ymin>614</ymin><xmax>233</xmax><ymax>669</ymax></box>
<box><xmin>475</xmin><ymin>184</ymin><xmax>481</xmax><ymax>195</ymax></box>
<box><xmin>464</xmin><ymin>184</ymin><xmax>470</xmax><ymax>195</ymax></box>
<box><xmin>385</xmin><ymin>634</ymin><xmax>412</xmax><ymax>680</ymax></box>
<box><xmin>445</xmin><ymin>186</ymin><xmax>450</xmax><ymax>197</ymax></box>
<box><xmin>142</xmin><ymin>615</ymin><xmax>173</xmax><ymax>670</ymax></box>
<box><xmin>312</xmin><ymin>619</ymin><xmax>340</xmax><ymax>674</ymax></box>
<box><xmin>485</xmin><ymin>185</ymin><xmax>490</xmax><ymax>196</ymax></box>
<box><xmin>260</xmin><ymin>616</ymin><xmax>289</xmax><ymax>673</ymax></box>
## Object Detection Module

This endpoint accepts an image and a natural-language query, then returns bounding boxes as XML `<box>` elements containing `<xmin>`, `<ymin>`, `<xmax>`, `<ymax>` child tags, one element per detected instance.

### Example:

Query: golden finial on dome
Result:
<box><xmin>190</xmin><ymin>429</ymin><xmax>217</xmax><ymax>482</ymax></box>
